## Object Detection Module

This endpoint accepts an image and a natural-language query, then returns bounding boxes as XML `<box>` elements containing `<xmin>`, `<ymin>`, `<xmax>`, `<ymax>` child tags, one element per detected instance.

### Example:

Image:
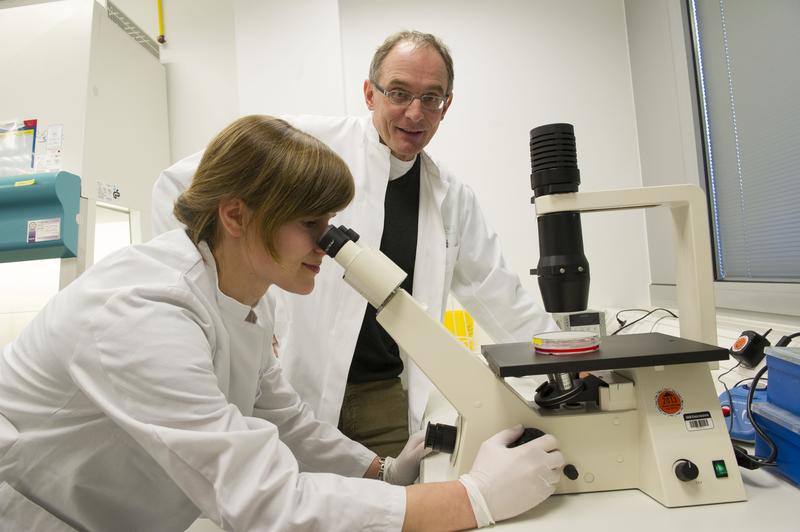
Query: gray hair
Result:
<box><xmin>368</xmin><ymin>30</ymin><xmax>454</xmax><ymax>95</ymax></box>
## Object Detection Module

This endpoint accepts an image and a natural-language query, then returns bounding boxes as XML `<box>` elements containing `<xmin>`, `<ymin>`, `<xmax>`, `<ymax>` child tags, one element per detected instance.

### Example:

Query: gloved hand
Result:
<box><xmin>383</xmin><ymin>430</ymin><xmax>430</xmax><ymax>485</ymax></box>
<box><xmin>459</xmin><ymin>425</ymin><xmax>564</xmax><ymax>527</ymax></box>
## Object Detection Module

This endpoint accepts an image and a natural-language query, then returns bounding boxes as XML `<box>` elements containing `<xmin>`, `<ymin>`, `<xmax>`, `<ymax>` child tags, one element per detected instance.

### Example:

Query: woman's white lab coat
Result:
<box><xmin>151</xmin><ymin>115</ymin><xmax>556</xmax><ymax>431</ymax></box>
<box><xmin>0</xmin><ymin>229</ymin><xmax>404</xmax><ymax>532</ymax></box>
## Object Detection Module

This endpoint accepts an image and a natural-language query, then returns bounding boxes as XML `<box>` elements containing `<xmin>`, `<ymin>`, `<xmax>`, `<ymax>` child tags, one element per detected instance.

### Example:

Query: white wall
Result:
<box><xmin>232</xmin><ymin>0</ymin><xmax>652</xmax><ymax>312</ymax></box>
<box><xmin>112</xmin><ymin>0</ymin><xmax>239</xmax><ymax>162</ymax></box>
<box><xmin>82</xmin><ymin>2</ymin><xmax>171</xmax><ymax>236</ymax></box>
<box><xmin>234</xmin><ymin>0</ymin><xmax>346</xmax><ymax>116</ymax></box>
<box><xmin>159</xmin><ymin>0</ymin><xmax>238</xmax><ymax>161</ymax></box>
<box><xmin>625</xmin><ymin>0</ymin><xmax>705</xmax><ymax>290</ymax></box>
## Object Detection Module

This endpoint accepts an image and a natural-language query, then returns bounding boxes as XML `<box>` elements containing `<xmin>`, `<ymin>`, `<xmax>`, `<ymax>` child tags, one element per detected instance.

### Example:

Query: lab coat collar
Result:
<box><xmin>364</xmin><ymin>114</ymin><xmax>382</xmax><ymax>146</ymax></box>
<box><xmin>419</xmin><ymin>151</ymin><xmax>449</xmax><ymax>209</ymax></box>
<box><xmin>364</xmin><ymin>113</ymin><xmax>450</xmax><ymax>204</ymax></box>
<box><xmin>196</xmin><ymin>241</ymin><xmax>256</xmax><ymax>324</ymax></box>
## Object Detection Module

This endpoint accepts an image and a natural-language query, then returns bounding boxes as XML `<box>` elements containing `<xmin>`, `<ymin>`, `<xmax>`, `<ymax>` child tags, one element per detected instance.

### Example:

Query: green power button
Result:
<box><xmin>713</xmin><ymin>460</ymin><xmax>729</xmax><ymax>478</ymax></box>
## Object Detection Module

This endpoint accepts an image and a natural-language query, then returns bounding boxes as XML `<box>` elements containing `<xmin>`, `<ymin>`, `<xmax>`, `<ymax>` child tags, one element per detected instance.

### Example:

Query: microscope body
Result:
<box><xmin>324</xmin><ymin>229</ymin><xmax>745</xmax><ymax>507</ymax></box>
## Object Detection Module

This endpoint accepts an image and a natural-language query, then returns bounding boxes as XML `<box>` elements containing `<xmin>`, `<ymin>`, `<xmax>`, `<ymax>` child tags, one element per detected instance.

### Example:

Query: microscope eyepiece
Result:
<box><xmin>425</xmin><ymin>422</ymin><xmax>458</xmax><ymax>454</ymax></box>
<box><xmin>318</xmin><ymin>225</ymin><xmax>360</xmax><ymax>258</ymax></box>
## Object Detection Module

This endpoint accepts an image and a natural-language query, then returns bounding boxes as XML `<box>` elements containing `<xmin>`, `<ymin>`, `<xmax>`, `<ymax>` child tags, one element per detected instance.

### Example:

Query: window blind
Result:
<box><xmin>689</xmin><ymin>0</ymin><xmax>800</xmax><ymax>282</ymax></box>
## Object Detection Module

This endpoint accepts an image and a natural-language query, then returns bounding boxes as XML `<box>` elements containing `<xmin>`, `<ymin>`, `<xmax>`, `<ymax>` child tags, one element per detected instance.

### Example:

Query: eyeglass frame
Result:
<box><xmin>370</xmin><ymin>80</ymin><xmax>449</xmax><ymax>113</ymax></box>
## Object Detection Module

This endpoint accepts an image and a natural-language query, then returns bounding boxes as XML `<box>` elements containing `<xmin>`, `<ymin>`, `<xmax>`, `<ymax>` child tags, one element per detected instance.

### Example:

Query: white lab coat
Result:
<box><xmin>0</xmin><ymin>229</ymin><xmax>404</xmax><ymax>532</ymax></box>
<box><xmin>151</xmin><ymin>114</ymin><xmax>556</xmax><ymax>431</ymax></box>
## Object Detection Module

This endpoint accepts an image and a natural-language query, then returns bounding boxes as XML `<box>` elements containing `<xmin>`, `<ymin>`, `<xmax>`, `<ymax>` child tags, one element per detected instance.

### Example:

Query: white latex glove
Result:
<box><xmin>459</xmin><ymin>425</ymin><xmax>564</xmax><ymax>527</ymax></box>
<box><xmin>383</xmin><ymin>430</ymin><xmax>430</xmax><ymax>485</ymax></box>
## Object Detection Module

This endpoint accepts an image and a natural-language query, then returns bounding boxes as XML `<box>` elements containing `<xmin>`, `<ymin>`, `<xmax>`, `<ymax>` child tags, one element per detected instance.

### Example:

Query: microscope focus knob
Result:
<box><xmin>508</xmin><ymin>428</ymin><xmax>545</xmax><ymax>448</ymax></box>
<box><xmin>674</xmin><ymin>459</ymin><xmax>699</xmax><ymax>481</ymax></box>
<box><xmin>563</xmin><ymin>464</ymin><xmax>579</xmax><ymax>480</ymax></box>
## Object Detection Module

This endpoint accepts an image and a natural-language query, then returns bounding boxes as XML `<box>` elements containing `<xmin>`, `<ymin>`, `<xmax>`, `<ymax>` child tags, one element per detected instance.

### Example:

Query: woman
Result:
<box><xmin>0</xmin><ymin>116</ymin><xmax>562</xmax><ymax>531</ymax></box>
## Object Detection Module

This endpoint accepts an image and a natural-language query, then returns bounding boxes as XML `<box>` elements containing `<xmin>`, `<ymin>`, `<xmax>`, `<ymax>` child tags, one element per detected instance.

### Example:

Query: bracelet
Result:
<box><xmin>376</xmin><ymin>457</ymin><xmax>387</xmax><ymax>481</ymax></box>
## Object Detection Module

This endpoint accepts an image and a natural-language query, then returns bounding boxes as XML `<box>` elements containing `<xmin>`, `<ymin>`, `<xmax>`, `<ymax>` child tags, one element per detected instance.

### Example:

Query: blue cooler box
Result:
<box><xmin>765</xmin><ymin>346</ymin><xmax>800</xmax><ymax>417</ymax></box>
<box><xmin>752</xmin><ymin>401</ymin><xmax>800</xmax><ymax>485</ymax></box>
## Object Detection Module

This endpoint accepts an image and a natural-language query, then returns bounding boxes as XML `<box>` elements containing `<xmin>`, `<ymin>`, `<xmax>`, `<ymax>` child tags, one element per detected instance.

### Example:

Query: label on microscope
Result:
<box><xmin>683</xmin><ymin>411</ymin><xmax>714</xmax><ymax>431</ymax></box>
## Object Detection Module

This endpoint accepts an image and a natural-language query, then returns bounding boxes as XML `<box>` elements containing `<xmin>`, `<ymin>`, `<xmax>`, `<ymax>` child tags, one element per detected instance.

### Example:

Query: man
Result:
<box><xmin>152</xmin><ymin>31</ymin><xmax>556</xmax><ymax>457</ymax></box>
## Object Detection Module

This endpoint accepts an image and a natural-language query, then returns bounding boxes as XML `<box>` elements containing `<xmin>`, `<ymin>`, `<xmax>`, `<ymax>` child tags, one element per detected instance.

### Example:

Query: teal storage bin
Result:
<box><xmin>0</xmin><ymin>172</ymin><xmax>81</xmax><ymax>263</ymax></box>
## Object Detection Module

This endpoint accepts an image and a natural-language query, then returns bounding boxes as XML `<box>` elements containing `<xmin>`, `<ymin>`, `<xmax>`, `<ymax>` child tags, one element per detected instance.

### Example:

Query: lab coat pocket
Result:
<box><xmin>443</xmin><ymin>243</ymin><xmax>460</xmax><ymax>291</ymax></box>
<box><xmin>0</xmin><ymin>482</ymin><xmax>79</xmax><ymax>532</ymax></box>
<box><xmin>444</xmin><ymin>223</ymin><xmax>460</xmax><ymax>272</ymax></box>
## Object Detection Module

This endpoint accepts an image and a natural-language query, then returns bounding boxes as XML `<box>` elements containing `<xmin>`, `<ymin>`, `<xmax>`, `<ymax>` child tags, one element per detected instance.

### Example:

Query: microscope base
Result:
<box><xmin>378</xmin><ymin>290</ymin><xmax>745</xmax><ymax>507</ymax></box>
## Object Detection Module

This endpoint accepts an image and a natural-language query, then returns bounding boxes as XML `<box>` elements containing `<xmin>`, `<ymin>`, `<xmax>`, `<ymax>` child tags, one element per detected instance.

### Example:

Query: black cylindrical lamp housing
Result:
<box><xmin>530</xmin><ymin>123</ymin><xmax>580</xmax><ymax>198</ymax></box>
<box><xmin>529</xmin><ymin>123</ymin><xmax>590</xmax><ymax>313</ymax></box>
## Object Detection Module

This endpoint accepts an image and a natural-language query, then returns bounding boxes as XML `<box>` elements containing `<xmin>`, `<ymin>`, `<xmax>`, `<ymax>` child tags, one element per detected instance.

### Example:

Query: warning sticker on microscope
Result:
<box><xmin>683</xmin><ymin>411</ymin><xmax>714</xmax><ymax>431</ymax></box>
<box><xmin>655</xmin><ymin>388</ymin><xmax>683</xmax><ymax>416</ymax></box>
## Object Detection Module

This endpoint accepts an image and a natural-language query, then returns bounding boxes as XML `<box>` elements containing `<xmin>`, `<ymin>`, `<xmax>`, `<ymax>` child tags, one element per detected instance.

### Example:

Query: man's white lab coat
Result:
<box><xmin>0</xmin><ymin>229</ymin><xmax>404</xmax><ymax>532</ymax></box>
<box><xmin>151</xmin><ymin>114</ymin><xmax>556</xmax><ymax>431</ymax></box>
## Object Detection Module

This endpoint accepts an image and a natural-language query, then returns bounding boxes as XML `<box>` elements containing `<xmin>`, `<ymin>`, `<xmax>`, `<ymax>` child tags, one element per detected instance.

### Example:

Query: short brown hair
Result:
<box><xmin>369</xmin><ymin>30</ymin><xmax>454</xmax><ymax>95</ymax></box>
<box><xmin>174</xmin><ymin>115</ymin><xmax>354</xmax><ymax>258</ymax></box>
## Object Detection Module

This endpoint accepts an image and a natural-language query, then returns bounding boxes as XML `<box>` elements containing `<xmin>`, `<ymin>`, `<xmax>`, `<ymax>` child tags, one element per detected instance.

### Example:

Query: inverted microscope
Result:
<box><xmin>318</xmin><ymin>123</ymin><xmax>745</xmax><ymax>507</ymax></box>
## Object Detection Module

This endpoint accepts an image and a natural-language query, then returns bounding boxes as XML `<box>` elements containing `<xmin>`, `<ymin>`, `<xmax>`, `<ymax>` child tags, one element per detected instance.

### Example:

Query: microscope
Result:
<box><xmin>318</xmin><ymin>123</ymin><xmax>745</xmax><ymax>507</ymax></box>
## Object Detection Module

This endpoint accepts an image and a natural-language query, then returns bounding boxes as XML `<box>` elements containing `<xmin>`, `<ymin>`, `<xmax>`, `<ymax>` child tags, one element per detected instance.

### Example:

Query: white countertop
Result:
<box><xmin>188</xmin><ymin>466</ymin><xmax>797</xmax><ymax>532</ymax></box>
<box><xmin>187</xmin><ymin>386</ymin><xmax>798</xmax><ymax>532</ymax></box>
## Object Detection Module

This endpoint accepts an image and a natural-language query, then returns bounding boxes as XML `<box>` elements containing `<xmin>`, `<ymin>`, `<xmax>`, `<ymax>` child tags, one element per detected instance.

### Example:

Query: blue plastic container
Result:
<box><xmin>766</xmin><ymin>347</ymin><xmax>800</xmax><ymax>417</ymax></box>
<box><xmin>752</xmin><ymin>401</ymin><xmax>800</xmax><ymax>485</ymax></box>
<box><xmin>719</xmin><ymin>384</ymin><xmax>767</xmax><ymax>442</ymax></box>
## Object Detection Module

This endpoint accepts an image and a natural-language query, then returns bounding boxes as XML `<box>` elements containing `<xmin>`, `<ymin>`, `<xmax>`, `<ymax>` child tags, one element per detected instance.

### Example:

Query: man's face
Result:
<box><xmin>365</xmin><ymin>42</ymin><xmax>452</xmax><ymax>161</ymax></box>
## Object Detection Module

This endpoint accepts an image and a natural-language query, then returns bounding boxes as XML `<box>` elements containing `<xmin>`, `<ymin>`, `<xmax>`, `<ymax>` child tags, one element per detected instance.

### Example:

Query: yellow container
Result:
<box><xmin>443</xmin><ymin>309</ymin><xmax>475</xmax><ymax>351</ymax></box>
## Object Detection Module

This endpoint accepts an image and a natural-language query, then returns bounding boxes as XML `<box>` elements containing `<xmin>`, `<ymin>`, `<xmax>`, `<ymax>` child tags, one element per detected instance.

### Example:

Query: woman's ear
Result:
<box><xmin>217</xmin><ymin>198</ymin><xmax>248</xmax><ymax>239</ymax></box>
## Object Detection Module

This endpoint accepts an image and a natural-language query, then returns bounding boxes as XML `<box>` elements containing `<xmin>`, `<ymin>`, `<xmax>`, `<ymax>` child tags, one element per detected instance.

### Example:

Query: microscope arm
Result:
<box><xmin>377</xmin><ymin>289</ymin><xmax>542</xmax><ymax>475</ymax></box>
<box><xmin>535</xmin><ymin>184</ymin><xmax>717</xmax><ymax>345</ymax></box>
<box><xmin>327</xmin><ymin>237</ymin><xmax>539</xmax><ymax>475</ymax></box>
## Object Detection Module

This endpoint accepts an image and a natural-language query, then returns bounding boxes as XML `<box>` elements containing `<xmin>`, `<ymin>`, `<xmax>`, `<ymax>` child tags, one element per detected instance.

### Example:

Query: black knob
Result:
<box><xmin>424</xmin><ymin>423</ymin><xmax>457</xmax><ymax>454</ymax></box>
<box><xmin>508</xmin><ymin>427</ymin><xmax>546</xmax><ymax>448</ymax></box>
<box><xmin>674</xmin><ymin>459</ymin><xmax>699</xmax><ymax>481</ymax></box>
<box><xmin>563</xmin><ymin>464</ymin><xmax>579</xmax><ymax>480</ymax></box>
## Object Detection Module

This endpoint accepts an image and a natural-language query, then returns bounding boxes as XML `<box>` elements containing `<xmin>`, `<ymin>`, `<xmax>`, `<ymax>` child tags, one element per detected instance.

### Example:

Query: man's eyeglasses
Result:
<box><xmin>371</xmin><ymin>81</ymin><xmax>448</xmax><ymax>112</ymax></box>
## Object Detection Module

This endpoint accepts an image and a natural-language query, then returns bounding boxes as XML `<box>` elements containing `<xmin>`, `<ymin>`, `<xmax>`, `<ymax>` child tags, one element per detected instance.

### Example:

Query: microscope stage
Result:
<box><xmin>482</xmin><ymin>332</ymin><xmax>727</xmax><ymax>377</ymax></box>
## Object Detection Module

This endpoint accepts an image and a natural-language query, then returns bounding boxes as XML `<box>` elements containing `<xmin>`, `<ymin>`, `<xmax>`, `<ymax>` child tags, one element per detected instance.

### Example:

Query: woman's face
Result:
<box><xmin>249</xmin><ymin>214</ymin><xmax>332</xmax><ymax>295</ymax></box>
